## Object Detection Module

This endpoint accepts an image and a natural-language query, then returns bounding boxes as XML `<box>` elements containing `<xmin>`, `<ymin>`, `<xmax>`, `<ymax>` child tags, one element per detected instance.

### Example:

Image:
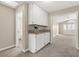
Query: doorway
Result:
<box><xmin>16</xmin><ymin>9</ymin><xmax>23</xmax><ymax>51</ymax></box>
<box><xmin>51</xmin><ymin>13</ymin><xmax>78</xmax><ymax>49</ymax></box>
<box><xmin>58</xmin><ymin>19</ymin><xmax>76</xmax><ymax>47</ymax></box>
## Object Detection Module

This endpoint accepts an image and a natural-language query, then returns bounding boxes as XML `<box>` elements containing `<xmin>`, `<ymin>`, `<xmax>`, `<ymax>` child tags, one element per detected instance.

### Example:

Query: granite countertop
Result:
<box><xmin>28</xmin><ymin>30</ymin><xmax>50</xmax><ymax>34</ymax></box>
<box><xmin>28</xmin><ymin>24</ymin><xmax>50</xmax><ymax>34</ymax></box>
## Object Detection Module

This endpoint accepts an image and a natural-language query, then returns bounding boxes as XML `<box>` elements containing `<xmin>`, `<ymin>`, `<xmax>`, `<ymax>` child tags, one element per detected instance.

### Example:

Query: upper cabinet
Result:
<box><xmin>28</xmin><ymin>3</ymin><xmax>48</xmax><ymax>26</ymax></box>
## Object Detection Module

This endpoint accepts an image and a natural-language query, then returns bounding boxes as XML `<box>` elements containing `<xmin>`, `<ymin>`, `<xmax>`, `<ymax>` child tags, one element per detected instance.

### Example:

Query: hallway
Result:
<box><xmin>0</xmin><ymin>35</ymin><xmax>79</xmax><ymax>57</ymax></box>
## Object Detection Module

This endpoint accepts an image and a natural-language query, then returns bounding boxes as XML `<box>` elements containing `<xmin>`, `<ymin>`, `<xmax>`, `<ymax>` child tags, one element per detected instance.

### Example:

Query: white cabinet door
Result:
<box><xmin>29</xmin><ymin>32</ymin><xmax>50</xmax><ymax>53</ymax></box>
<box><xmin>29</xmin><ymin>3</ymin><xmax>41</xmax><ymax>25</ymax></box>
<box><xmin>44</xmin><ymin>32</ymin><xmax>50</xmax><ymax>45</ymax></box>
<box><xmin>41</xmin><ymin>11</ymin><xmax>48</xmax><ymax>26</ymax></box>
<box><xmin>29</xmin><ymin>34</ymin><xmax>36</xmax><ymax>53</ymax></box>
<box><xmin>36</xmin><ymin>34</ymin><xmax>44</xmax><ymax>51</ymax></box>
<box><xmin>28</xmin><ymin>3</ymin><xmax>48</xmax><ymax>26</ymax></box>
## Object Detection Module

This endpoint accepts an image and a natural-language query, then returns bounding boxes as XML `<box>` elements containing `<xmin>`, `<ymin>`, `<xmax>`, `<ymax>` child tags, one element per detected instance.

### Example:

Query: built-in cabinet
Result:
<box><xmin>28</xmin><ymin>3</ymin><xmax>50</xmax><ymax>53</ymax></box>
<box><xmin>28</xmin><ymin>3</ymin><xmax>48</xmax><ymax>26</ymax></box>
<box><xmin>29</xmin><ymin>32</ymin><xmax>50</xmax><ymax>53</ymax></box>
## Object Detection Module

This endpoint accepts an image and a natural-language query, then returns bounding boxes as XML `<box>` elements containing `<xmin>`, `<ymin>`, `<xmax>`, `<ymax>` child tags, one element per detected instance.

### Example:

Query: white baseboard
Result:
<box><xmin>0</xmin><ymin>45</ymin><xmax>15</xmax><ymax>52</ymax></box>
<box><xmin>22</xmin><ymin>49</ymin><xmax>29</xmax><ymax>53</ymax></box>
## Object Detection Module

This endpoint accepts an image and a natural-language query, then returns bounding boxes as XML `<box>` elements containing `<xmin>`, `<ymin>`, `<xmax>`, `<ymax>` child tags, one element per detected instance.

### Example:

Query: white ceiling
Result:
<box><xmin>34</xmin><ymin>1</ymin><xmax>79</xmax><ymax>13</ymax></box>
<box><xmin>1</xmin><ymin>1</ymin><xmax>79</xmax><ymax>13</ymax></box>
<box><xmin>0</xmin><ymin>1</ymin><xmax>25</xmax><ymax>8</ymax></box>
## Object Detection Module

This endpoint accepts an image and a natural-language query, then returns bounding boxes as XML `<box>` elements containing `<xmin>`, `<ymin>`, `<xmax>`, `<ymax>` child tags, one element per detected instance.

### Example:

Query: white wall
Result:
<box><xmin>53</xmin><ymin>24</ymin><xmax>59</xmax><ymax>37</ymax></box>
<box><xmin>50</xmin><ymin>14</ymin><xmax>60</xmax><ymax>38</ymax></box>
<box><xmin>0</xmin><ymin>4</ymin><xmax>15</xmax><ymax>50</ymax></box>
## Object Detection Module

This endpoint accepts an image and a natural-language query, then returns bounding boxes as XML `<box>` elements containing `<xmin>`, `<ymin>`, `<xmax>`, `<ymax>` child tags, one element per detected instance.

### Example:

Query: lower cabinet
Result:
<box><xmin>29</xmin><ymin>32</ymin><xmax>50</xmax><ymax>53</ymax></box>
<box><xmin>44</xmin><ymin>33</ymin><xmax>50</xmax><ymax>45</ymax></box>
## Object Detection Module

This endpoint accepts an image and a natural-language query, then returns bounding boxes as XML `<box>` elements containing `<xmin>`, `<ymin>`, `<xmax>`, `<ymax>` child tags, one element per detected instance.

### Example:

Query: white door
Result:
<box><xmin>16</xmin><ymin>10</ymin><xmax>23</xmax><ymax>49</ymax></box>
